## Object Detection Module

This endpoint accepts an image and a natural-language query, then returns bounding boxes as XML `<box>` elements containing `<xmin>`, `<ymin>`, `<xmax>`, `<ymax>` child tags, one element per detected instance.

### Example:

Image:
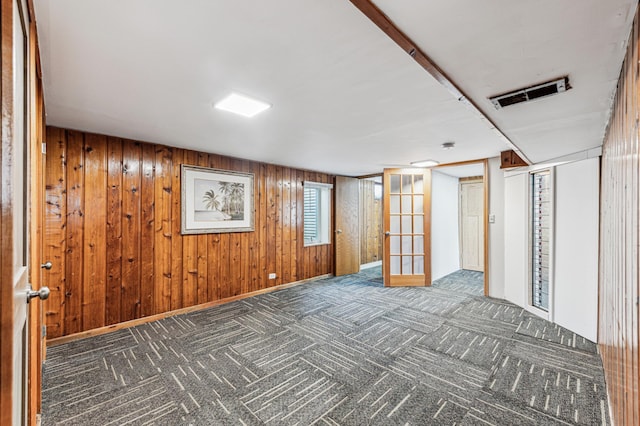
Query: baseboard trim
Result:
<box><xmin>46</xmin><ymin>274</ymin><xmax>333</xmax><ymax>347</ymax></box>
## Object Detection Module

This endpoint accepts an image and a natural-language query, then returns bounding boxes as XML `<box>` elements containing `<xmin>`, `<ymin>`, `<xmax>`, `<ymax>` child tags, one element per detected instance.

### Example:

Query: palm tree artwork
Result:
<box><xmin>228</xmin><ymin>183</ymin><xmax>245</xmax><ymax>218</ymax></box>
<box><xmin>194</xmin><ymin>178</ymin><xmax>232</xmax><ymax>222</ymax></box>
<box><xmin>202</xmin><ymin>189</ymin><xmax>220</xmax><ymax>211</ymax></box>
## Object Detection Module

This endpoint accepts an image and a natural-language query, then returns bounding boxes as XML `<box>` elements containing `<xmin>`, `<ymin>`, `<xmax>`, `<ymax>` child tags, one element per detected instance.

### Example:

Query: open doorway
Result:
<box><xmin>430</xmin><ymin>160</ymin><xmax>488</xmax><ymax>295</ymax></box>
<box><xmin>359</xmin><ymin>176</ymin><xmax>383</xmax><ymax>269</ymax></box>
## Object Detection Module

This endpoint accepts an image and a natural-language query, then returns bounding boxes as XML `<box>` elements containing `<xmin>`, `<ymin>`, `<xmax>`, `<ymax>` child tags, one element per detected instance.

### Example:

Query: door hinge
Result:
<box><xmin>42</xmin><ymin>325</ymin><xmax>47</xmax><ymax>338</ymax></box>
<box><xmin>41</xmin><ymin>142</ymin><xmax>46</xmax><ymax>155</ymax></box>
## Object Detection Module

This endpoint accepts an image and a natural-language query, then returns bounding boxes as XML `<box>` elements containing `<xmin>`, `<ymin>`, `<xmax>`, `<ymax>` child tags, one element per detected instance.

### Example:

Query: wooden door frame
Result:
<box><xmin>433</xmin><ymin>158</ymin><xmax>489</xmax><ymax>296</ymax></box>
<box><xmin>356</xmin><ymin>174</ymin><xmax>383</xmax><ymax>267</ymax></box>
<box><xmin>27</xmin><ymin>15</ymin><xmax>45</xmax><ymax>425</ymax></box>
<box><xmin>0</xmin><ymin>0</ymin><xmax>16</xmax><ymax>421</ymax></box>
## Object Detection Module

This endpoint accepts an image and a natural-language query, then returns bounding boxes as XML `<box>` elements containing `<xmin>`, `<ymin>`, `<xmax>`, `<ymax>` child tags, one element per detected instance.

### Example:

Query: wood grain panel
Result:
<box><xmin>153</xmin><ymin>146</ymin><xmax>172</xmax><ymax>314</ymax></box>
<box><xmin>140</xmin><ymin>143</ymin><xmax>155</xmax><ymax>316</ymax></box>
<box><xmin>258</xmin><ymin>163</ymin><xmax>268</xmax><ymax>289</ymax></box>
<box><xmin>82</xmin><ymin>133</ymin><xmax>107</xmax><ymax>330</ymax></box>
<box><xmin>359</xmin><ymin>179</ymin><xmax>382</xmax><ymax>264</ymax></box>
<box><xmin>182</xmin><ymin>151</ymin><xmax>198</xmax><ymax>306</ymax></box>
<box><xmin>44</xmin><ymin>127</ymin><xmax>67</xmax><ymax>338</ymax></box>
<box><xmin>599</xmin><ymin>7</ymin><xmax>640</xmax><ymax>426</ymax></box>
<box><xmin>196</xmin><ymin>152</ymin><xmax>209</xmax><ymax>304</ymax></box>
<box><xmin>105</xmin><ymin>136</ymin><xmax>122</xmax><ymax>326</ymax></box>
<box><xmin>335</xmin><ymin>176</ymin><xmax>360</xmax><ymax>275</ymax></box>
<box><xmin>121</xmin><ymin>141</ymin><xmax>142</xmax><ymax>322</ymax></box>
<box><xmin>170</xmin><ymin>149</ymin><xmax>184</xmax><ymax>310</ymax></box>
<box><xmin>64</xmin><ymin>130</ymin><xmax>84</xmax><ymax>334</ymax></box>
<box><xmin>266</xmin><ymin>164</ymin><xmax>277</xmax><ymax>286</ymax></box>
<box><xmin>43</xmin><ymin>127</ymin><xmax>335</xmax><ymax>337</ymax></box>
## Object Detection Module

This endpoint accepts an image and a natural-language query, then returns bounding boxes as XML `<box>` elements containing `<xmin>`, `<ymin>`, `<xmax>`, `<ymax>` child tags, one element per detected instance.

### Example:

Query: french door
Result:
<box><xmin>383</xmin><ymin>168</ymin><xmax>431</xmax><ymax>286</ymax></box>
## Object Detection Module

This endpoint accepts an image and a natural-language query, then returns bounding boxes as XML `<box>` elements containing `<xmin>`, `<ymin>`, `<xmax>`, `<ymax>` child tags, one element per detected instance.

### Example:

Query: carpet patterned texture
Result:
<box><xmin>42</xmin><ymin>268</ymin><xmax>609</xmax><ymax>425</ymax></box>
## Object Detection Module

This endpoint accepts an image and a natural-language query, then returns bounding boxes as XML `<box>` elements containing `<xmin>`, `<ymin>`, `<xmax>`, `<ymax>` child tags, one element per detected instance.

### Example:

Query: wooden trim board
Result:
<box><xmin>348</xmin><ymin>0</ymin><xmax>530</xmax><ymax>164</ymax></box>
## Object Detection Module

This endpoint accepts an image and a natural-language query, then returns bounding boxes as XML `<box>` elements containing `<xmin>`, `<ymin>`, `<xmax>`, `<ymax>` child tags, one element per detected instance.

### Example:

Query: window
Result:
<box><xmin>530</xmin><ymin>170</ymin><xmax>551</xmax><ymax>311</ymax></box>
<box><xmin>304</xmin><ymin>182</ymin><xmax>332</xmax><ymax>246</ymax></box>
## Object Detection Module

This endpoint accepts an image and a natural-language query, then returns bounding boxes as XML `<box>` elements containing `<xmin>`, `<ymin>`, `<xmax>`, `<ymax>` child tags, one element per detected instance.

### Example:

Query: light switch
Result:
<box><xmin>489</xmin><ymin>214</ymin><xmax>496</xmax><ymax>223</ymax></box>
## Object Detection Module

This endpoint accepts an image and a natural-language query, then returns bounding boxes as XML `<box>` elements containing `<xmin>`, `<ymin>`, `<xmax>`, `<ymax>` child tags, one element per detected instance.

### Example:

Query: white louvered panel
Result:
<box><xmin>531</xmin><ymin>171</ymin><xmax>550</xmax><ymax>311</ymax></box>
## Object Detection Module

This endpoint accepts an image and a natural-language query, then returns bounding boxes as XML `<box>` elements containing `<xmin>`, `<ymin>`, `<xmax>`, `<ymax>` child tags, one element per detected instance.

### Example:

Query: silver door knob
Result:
<box><xmin>26</xmin><ymin>286</ymin><xmax>50</xmax><ymax>303</ymax></box>
<box><xmin>336</xmin><ymin>229</ymin><xmax>342</xmax><ymax>234</ymax></box>
<box><xmin>385</xmin><ymin>231</ymin><xmax>391</xmax><ymax>236</ymax></box>
<box><xmin>41</xmin><ymin>261</ymin><xmax>52</xmax><ymax>270</ymax></box>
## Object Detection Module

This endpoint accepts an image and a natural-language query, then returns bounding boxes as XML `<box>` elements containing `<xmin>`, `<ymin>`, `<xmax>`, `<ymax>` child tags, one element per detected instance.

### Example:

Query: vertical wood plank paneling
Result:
<box><xmin>239</xmin><ymin>159</ymin><xmax>250</xmax><ymax>295</ymax></box>
<box><xmin>229</xmin><ymin>159</ymin><xmax>242</xmax><ymax>296</ymax></box>
<box><xmin>296</xmin><ymin>170</ymin><xmax>304</xmax><ymax>281</ymax></box>
<box><xmin>64</xmin><ymin>130</ymin><xmax>84</xmax><ymax>334</ymax></box>
<box><xmin>44</xmin><ymin>127</ymin><xmax>335</xmax><ymax>337</ymax></box>
<box><xmin>82</xmin><ymin>133</ymin><xmax>107</xmax><ymax>330</ymax></box>
<box><xmin>290</xmin><ymin>169</ymin><xmax>298</xmax><ymax>281</ymax></box>
<box><xmin>249</xmin><ymin>160</ymin><xmax>259</xmax><ymax>292</ymax></box>
<box><xmin>600</xmin><ymin>7</ymin><xmax>640</xmax><ymax>426</ymax></box>
<box><xmin>275</xmin><ymin>166</ymin><xmax>283</xmax><ymax>286</ymax></box>
<box><xmin>282</xmin><ymin>168</ymin><xmax>292</xmax><ymax>285</ymax></box>
<box><xmin>105</xmin><ymin>136</ymin><xmax>122</xmax><ymax>326</ymax></box>
<box><xmin>154</xmin><ymin>146</ymin><xmax>172</xmax><ymax>314</ymax></box>
<box><xmin>359</xmin><ymin>180</ymin><xmax>382</xmax><ymax>264</ymax></box>
<box><xmin>207</xmin><ymin>154</ymin><xmax>221</xmax><ymax>301</ymax></box>
<box><xmin>218</xmin><ymin>156</ymin><xmax>231</xmax><ymax>298</ymax></box>
<box><xmin>196</xmin><ymin>152</ymin><xmax>209</xmax><ymax>304</ymax></box>
<box><xmin>258</xmin><ymin>163</ymin><xmax>268</xmax><ymax>290</ymax></box>
<box><xmin>121</xmin><ymin>141</ymin><xmax>142</xmax><ymax>322</ymax></box>
<box><xmin>44</xmin><ymin>127</ymin><xmax>67</xmax><ymax>338</ymax></box>
<box><xmin>182</xmin><ymin>151</ymin><xmax>198</xmax><ymax>306</ymax></box>
<box><xmin>140</xmin><ymin>143</ymin><xmax>155</xmax><ymax>316</ymax></box>
<box><xmin>266</xmin><ymin>164</ymin><xmax>277</xmax><ymax>286</ymax></box>
<box><xmin>171</xmin><ymin>149</ymin><xmax>184</xmax><ymax>310</ymax></box>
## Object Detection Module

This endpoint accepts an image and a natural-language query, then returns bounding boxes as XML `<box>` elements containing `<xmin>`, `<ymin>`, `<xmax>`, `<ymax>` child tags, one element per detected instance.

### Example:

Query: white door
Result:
<box><xmin>460</xmin><ymin>181</ymin><xmax>484</xmax><ymax>272</ymax></box>
<box><xmin>13</xmin><ymin>0</ymin><xmax>30</xmax><ymax>423</ymax></box>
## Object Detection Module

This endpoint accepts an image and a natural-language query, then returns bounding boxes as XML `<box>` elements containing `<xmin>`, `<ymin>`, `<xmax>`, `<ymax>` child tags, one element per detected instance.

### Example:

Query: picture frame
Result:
<box><xmin>181</xmin><ymin>165</ymin><xmax>254</xmax><ymax>234</ymax></box>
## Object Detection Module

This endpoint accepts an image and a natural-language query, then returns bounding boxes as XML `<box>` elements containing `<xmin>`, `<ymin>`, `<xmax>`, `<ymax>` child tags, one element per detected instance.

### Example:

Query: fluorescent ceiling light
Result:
<box><xmin>214</xmin><ymin>93</ymin><xmax>271</xmax><ymax>118</ymax></box>
<box><xmin>410</xmin><ymin>159</ymin><xmax>439</xmax><ymax>167</ymax></box>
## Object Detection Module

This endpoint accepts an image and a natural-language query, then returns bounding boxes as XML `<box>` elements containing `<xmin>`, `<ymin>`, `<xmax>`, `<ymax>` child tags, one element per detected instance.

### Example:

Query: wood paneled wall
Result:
<box><xmin>359</xmin><ymin>180</ymin><xmax>382</xmax><ymax>264</ymax></box>
<box><xmin>599</xmin><ymin>7</ymin><xmax>640</xmax><ymax>426</ymax></box>
<box><xmin>44</xmin><ymin>126</ymin><xmax>334</xmax><ymax>338</ymax></box>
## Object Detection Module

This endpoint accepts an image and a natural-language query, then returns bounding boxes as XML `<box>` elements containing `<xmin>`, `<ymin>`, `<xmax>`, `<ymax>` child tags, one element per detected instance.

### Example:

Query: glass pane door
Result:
<box><xmin>384</xmin><ymin>168</ymin><xmax>430</xmax><ymax>286</ymax></box>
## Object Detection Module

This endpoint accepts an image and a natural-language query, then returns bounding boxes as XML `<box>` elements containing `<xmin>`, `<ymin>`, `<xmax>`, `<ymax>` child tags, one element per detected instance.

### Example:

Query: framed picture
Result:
<box><xmin>181</xmin><ymin>165</ymin><xmax>254</xmax><ymax>234</ymax></box>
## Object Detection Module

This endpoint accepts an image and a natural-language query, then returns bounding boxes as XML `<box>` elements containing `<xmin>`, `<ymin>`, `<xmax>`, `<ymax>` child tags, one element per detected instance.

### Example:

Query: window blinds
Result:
<box><xmin>303</xmin><ymin>187</ymin><xmax>319</xmax><ymax>243</ymax></box>
<box><xmin>531</xmin><ymin>171</ymin><xmax>550</xmax><ymax>311</ymax></box>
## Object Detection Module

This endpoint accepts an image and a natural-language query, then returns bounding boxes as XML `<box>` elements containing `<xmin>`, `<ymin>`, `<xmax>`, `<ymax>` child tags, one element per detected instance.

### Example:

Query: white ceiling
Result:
<box><xmin>435</xmin><ymin>163</ymin><xmax>484</xmax><ymax>179</ymax></box>
<box><xmin>34</xmin><ymin>0</ymin><xmax>636</xmax><ymax>176</ymax></box>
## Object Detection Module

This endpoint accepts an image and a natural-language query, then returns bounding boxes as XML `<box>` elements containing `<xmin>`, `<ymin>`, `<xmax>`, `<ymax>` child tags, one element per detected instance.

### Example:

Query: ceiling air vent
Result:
<box><xmin>489</xmin><ymin>76</ymin><xmax>570</xmax><ymax>109</ymax></box>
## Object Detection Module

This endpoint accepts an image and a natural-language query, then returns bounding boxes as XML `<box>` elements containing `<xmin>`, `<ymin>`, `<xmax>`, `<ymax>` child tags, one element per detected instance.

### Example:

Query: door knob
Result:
<box><xmin>335</xmin><ymin>229</ymin><xmax>343</xmax><ymax>234</ymax></box>
<box><xmin>41</xmin><ymin>261</ymin><xmax>52</xmax><ymax>270</ymax></box>
<box><xmin>26</xmin><ymin>285</ymin><xmax>50</xmax><ymax>303</ymax></box>
<box><xmin>385</xmin><ymin>231</ymin><xmax>391</xmax><ymax>236</ymax></box>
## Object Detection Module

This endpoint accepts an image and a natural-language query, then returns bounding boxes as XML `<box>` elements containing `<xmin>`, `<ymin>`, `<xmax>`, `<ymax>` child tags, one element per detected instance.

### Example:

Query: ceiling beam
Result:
<box><xmin>348</xmin><ymin>0</ymin><xmax>532</xmax><ymax>164</ymax></box>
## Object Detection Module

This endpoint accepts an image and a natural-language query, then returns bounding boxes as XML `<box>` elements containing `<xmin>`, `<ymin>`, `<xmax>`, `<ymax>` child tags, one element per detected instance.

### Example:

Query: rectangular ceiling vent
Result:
<box><xmin>489</xmin><ymin>76</ymin><xmax>570</xmax><ymax>109</ymax></box>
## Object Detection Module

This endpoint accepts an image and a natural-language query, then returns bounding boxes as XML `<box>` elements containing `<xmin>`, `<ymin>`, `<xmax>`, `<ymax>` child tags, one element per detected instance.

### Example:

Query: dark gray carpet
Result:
<box><xmin>42</xmin><ymin>268</ymin><xmax>609</xmax><ymax>425</ymax></box>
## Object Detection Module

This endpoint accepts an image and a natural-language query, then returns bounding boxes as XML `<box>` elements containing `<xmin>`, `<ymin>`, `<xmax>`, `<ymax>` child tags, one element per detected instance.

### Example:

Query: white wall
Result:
<box><xmin>554</xmin><ymin>158</ymin><xmax>599</xmax><ymax>341</ymax></box>
<box><xmin>503</xmin><ymin>173</ymin><xmax>528</xmax><ymax>307</ymax></box>
<box><xmin>431</xmin><ymin>171</ymin><xmax>460</xmax><ymax>280</ymax></box>
<box><xmin>500</xmin><ymin>157</ymin><xmax>600</xmax><ymax>341</ymax></box>
<box><xmin>488</xmin><ymin>157</ymin><xmax>505</xmax><ymax>299</ymax></box>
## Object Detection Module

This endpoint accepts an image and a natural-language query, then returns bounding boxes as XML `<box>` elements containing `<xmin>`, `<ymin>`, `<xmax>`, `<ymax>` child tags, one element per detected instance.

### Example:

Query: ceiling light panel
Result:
<box><xmin>410</xmin><ymin>159</ymin><xmax>439</xmax><ymax>167</ymax></box>
<box><xmin>214</xmin><ymin>93</ymin><xmax>271</xmax><ymax>118</ymax></box>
